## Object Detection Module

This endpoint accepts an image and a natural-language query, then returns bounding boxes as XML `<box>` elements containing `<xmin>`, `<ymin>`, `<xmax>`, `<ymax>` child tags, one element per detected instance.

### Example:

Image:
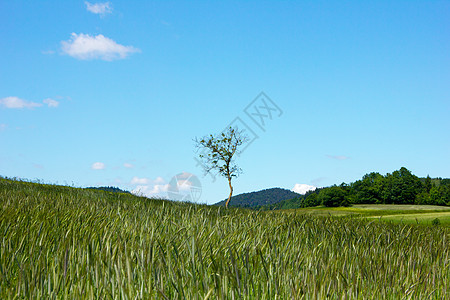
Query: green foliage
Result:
<box><xmin>415</xmin><ymin>191</ymin><xmax>431</xmax><ymax>205</ymax></box>
<box><xmin>430</xmin><ymin>185</ymin><xmax>450</xmax><ymax>206</ymax></box>
<box><xmin>432</xmin><ymin>218</ymin><xmax>441</xmax><ymax>226</ymax></box>
<box><xmin>215</xmin><ymin>188</ymin><xmax>300</xmax><ymax>208</ymax></box>
<box><xmin>302</xmin><ymin>192</ymin><xmax>321</xmax><ymax>207</ymax></box>
<box><xmin>351</xmin><ymin>172</ymin><xmax>384</xmax><ymax>204</ymax></box>
<box><xmin>1</xmin><ymin>177</ymin><xmax>449</xmax><ymax>298</ymax></box>
<box><xmin>195</xmin><ymin>126</ymin><xmax>247</xmax><ymax>178</ymax></box>
<box><xmin>318</xmin><ymin>186</ymin><xmax>349</xmax><ymax>207</ymax></box>
<box><xmin>381</xmin><ymin>167</ymin><xmax>423</xmax><ymax>204</ymax></box>
<box><xmin>87</xmin><ymin>186</ymin><xmax>131</xmax><ymax>194</ymax></box>
<box><xmin>424</xmin><ymin>175</ymin><xmax>432</xmax><ymax>193</ymax></box>
<box><xmin>195</xmin><ymin>126</ymin><xmax>249</xmax><ymax>207</ymax></box>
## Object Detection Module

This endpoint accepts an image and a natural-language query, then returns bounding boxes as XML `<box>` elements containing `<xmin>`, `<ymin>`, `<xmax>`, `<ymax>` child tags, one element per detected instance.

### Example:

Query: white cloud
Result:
<box><xmin>130</xmin><ymin>176</ymin><xmax>166</xmax><ymax>185</ymax></box>
<box><xmin>91</xmin><ymin>162</ymin><xmax>106</xmax><ymax>170</ymax></box>
<box><xmin>85</xmin><ymin>1</ymin><xmax>112</xmax><ymax>15</ymax></box>
<box><xmin>61</xmin><ymin>33</ymin><xmax>140</xmax><ymax>61</ymax></box>
<box><xmin>132</xmin><ymin>184</ymin><xmax>169</xmax><ymax>197</ymax></box>
<box><xmin>129</xmin><ymin>176</ymin><xmax>170</xmax><ymax>197</ymax></box>
<box><xmin>43</xmin><ymin>98</ymin><xmax>59</xmax><ymax>108</ymax></box>
<box><xmin>123</xmin><ymin>163</ymin><xmax>134</xmax><ymax>168</ymax></box>
<box><xmin>0</xmin><ymin>97</ymin><xmax>42</xmax><ymax>109</ymax></box>
<box><xmin>154</xmin><ymin>176</ymin><xmax>165</xmax><ymax>184</ymax></box>
<box><xmin>0</xmin><ymin>97</ymin><xmax>61</xmax><ymax>109</ymax></box>
<box><xmin>130</xmin><ymin>176</ymin><xmax>150</xmax><ymax>185</ymax></box>
<box><xmin>0</xmin><ymin>124</ymin><xmax>7</xmax><ymax>131</ymax></box>
<box><xmin>292</xmin><ymin>183</ymin><xmax>316</xmax><ymax>195</ymax></box>
<box><xmin>326</xmin><ymin>155</ymin><xmax>350</xmax><ymax>160</ymax></box>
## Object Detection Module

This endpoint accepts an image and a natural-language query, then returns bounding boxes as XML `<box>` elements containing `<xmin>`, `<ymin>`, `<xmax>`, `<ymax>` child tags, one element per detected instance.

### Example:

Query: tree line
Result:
<box><xmin>263</xmin><ymin>167</ymin><xmax>450</xmax><ymax>209</ymax></box>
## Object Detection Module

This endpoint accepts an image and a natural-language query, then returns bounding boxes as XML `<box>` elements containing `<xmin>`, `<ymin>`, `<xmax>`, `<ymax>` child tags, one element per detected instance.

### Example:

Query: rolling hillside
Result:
<box><xmin>1</xmin><ymin>176</ymin><xmax>449</xmax><ymax>298</ymax></box>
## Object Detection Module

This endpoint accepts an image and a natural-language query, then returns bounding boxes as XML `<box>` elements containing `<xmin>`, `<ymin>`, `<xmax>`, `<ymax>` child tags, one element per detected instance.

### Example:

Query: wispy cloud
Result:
<box><xmin>33</xmin><ymin>163</ymin><xmax>44</xmax><ymax>169</ymax></box>
<box><xmin>0</xmin><ymin>124</ymin><xmax>7</xmax><ymax>131</ymax></box>
<box><xmin>292</xmin><ymin>183</ymin><xmax>316</xmax><ymax>195</ymax></box>
<box><xmin>42</xmin><ymin>50</ymin><xmax>55</xmax><ymax>55</ymax></box>
<box><xmin>130</xmin><ymin>176</ymin><xmax>165</xmax><ymax>185</ymax></box>
<box><xmin>326</xmin><ymin>155</ymin><xmax>350</xmax><ymax>160</ymax></box>
<box><xmin>0</xmin><ymin>97</ymin><xmax>42</xmax><ymax>109</ymax></box>
<box><xmin>130</xmin><ymin>176</ymin><xmax>150</xmax><ymax>185</ymax></box>
<box><xmin>0</xmin><ymin>96</ymin><xmax>60</xmax><ymax>109</ymax></box>
<box><xmin>43</xmin><ymin>98</ymin><xmax>59</xmax><ymax>108</ymax></box>
<box><xmin>123</xmin><ymin>163</ymin><xmax>134</xmax><ymax>168</ymax></box>
<box><xmin>91</xmin><ymin>162</ymin><xmax>106</xmax><ymax>170</ymax></box>
<box><xmin>61</xmin><ymin>33</ymin><xmax>140</xmax><ymax>61</ymax></box>
<box><xmin>85</xmin><ymin>1</ymin><xmax>112</xmax><ymax>16</ymax></box>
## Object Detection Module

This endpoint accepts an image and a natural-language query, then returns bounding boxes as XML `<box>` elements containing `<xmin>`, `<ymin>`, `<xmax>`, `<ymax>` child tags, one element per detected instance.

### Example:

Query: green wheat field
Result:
<box><xmin>1</xmin><ymin>178</ymin><xmax>449</xmax><ymax>299</ymax></box>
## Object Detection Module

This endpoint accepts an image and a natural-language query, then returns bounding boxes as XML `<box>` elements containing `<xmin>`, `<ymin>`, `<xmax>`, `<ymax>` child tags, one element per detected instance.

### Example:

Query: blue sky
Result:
<box><xmin>1</xmin><ymin>0</ymin><xmax>449</xmax><ymax>204</ymax></box>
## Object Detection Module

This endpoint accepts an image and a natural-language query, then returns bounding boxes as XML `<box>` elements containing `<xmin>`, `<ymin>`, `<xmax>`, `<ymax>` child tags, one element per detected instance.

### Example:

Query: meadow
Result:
<box><xmin>283</xmin><ymin>204</ymin><xmax>450</xmax><ymax>226</ymax></box>
<box><xmin>1</xmin><ymin>178</ymin><xmax>449</xmax><ymax>299</ymax></box>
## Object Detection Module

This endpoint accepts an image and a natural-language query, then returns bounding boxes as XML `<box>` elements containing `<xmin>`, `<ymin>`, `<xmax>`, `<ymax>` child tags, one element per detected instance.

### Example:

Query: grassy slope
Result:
<box><xmin>1</xmin><ymin>178</ymin><xmax>449</xmax><ymax>299</ymax></box>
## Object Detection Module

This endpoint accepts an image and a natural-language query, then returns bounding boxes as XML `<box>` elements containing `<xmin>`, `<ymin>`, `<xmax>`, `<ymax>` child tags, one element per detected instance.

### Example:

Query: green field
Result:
<box><xmin>1</xmin><ymin>178</ymin><xmax>449</xmax><ymax>299</ymax></box>
<box><xmin>284</xmin><ymin>204</ymin><xmax>450</xmax><ymax>226</ymax></box>
<box><xmin>369</xmin><ymin>212</ymin><xmax>450</xmax><ymax>226</ymax></box>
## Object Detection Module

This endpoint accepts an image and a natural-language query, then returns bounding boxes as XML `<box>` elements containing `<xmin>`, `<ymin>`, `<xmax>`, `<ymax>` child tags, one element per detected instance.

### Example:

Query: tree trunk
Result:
<box><xmin>225</xmin><ymin>178</ymin><xmax>233</xmax><ymax>208</ymax></box>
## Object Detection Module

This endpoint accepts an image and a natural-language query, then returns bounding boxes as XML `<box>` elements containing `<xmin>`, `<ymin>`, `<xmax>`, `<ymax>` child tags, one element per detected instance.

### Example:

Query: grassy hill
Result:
<box><xmin>214</xmin><ymin>187</ymin><xmax>300</xmax><ymax>207</ymax></box>
<box><xmin>1</xmin><ymin>177</ymin><xmax>449</xmax><ymax>298</ymax></box>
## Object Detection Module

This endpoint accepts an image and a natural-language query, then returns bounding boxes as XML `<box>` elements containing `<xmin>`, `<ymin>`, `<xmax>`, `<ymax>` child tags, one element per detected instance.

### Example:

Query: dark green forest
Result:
<box><xmin>261</xmin><ymin>167</ymin><xmax>450</xmax><ymax>210</ymax></box>
<box><xmin>87</xmin><ymin>186</ymin><xmax>131</xmax><ymax>194</ymax></box>
<box><xmin>215</xmin><ymin>187</ymin><xmax>300</xmax><ymax>207</ymax></box>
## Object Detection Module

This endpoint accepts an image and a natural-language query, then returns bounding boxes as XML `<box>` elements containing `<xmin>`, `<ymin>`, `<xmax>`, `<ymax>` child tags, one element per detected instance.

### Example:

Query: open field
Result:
<box><xmin>351</xmin><ymin>204</ymin><xmax>450</xmax><ymax>211</ymax></box>
<box><xmin>368</xmin><ymin>212</ymin><xmax>450</xmax><ymax>226</ymax></box>
<box><xmin>1</xmin><ymin>178</ymin><xmax>449</xmax><ymax>299</ymax></box>
<box><xmin>283</xmin><ymin>204</ymin><xmax>450</xmax><ymax>226</ymax></box>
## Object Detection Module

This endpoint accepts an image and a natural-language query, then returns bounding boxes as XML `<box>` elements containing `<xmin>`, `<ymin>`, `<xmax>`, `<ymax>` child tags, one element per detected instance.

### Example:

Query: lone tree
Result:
<box><xmin>195</xmin><ymin>126</ymin><xmax>249</xmax><ymax>208</ymax></box>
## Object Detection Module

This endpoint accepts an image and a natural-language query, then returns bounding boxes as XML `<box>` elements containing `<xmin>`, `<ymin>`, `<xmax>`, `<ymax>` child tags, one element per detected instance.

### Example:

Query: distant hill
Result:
<box><xmin>261</xmin><ymin>188</ymin><xmax>322</xmax><ymax>210</ymax></box>
<box><xmin>214</xmin><ymin>188</ymin><xmax>300</xmax><ymax>208</ymax></box>
<box><xmin>86</xmin><ymin>186</ymin><xmax>131</xmax><ymax>194</ymax></box>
